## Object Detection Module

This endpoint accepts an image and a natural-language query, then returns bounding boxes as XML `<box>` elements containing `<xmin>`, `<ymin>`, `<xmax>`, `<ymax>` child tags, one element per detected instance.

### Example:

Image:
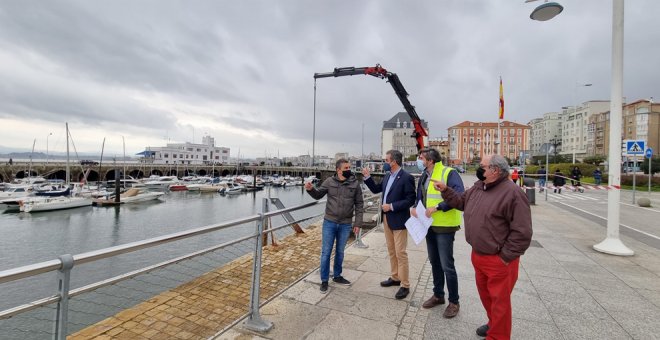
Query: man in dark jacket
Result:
<box><xmin>410</xmin><ymin>148</ymin><xmax>464</xmax><ymax>318</ymax></box>
<box><xmin>553</xmin><ymin>169</ymin><xmax>566</xmax><ymax>194</ymax></box>
<box><xmin>306</xmin><ymin>158</ymin><xmax>364</xmax><ymax>294</ymax></box>
<box><xmin>433</xmin><ymin>154</ymin><xmax>532</xmax><ymax>339</ymax></box>
<box><xmin>362</xmin><ymin>150</ymin><xmax>416</xmax><ymax>299</ymax></box>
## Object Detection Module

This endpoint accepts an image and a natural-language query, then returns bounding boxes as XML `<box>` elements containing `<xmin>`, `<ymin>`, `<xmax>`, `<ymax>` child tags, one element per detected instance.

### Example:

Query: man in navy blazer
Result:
<box><xmin>362</xmin><ymin>149</ymin><xmax>416</xmax><ymax>299</ymax></box>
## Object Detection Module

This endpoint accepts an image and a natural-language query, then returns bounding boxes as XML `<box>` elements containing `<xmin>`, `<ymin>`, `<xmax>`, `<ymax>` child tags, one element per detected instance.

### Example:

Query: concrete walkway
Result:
<box><xmin>219</xmin><ymin>198</ymin><xmax>660</xmax><ymax>340</ymax></box>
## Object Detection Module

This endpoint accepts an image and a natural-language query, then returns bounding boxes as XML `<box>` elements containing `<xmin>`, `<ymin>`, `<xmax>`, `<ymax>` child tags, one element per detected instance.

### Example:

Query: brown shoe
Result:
<box><xmin>422</xmin><ymin>295</ymin><xmax>445</xmax><ymax>309</ymax></box>
<box><xmin>443</xmin><ymin>303</ymin><xmax>460</xmax><ymax>318</ymax></box>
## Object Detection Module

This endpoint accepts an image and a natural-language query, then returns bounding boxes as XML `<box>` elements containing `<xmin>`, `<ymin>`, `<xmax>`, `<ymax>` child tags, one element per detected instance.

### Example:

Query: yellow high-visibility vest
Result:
<box><xmin>426</xmin><ymin>164</ymin><xmax>462</xmax><ymax>227</ymax></box>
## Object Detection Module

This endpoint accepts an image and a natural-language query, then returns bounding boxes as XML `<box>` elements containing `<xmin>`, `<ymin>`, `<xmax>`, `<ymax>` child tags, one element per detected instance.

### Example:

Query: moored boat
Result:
<box><xmin>20</xmin><ymin>196</ymin><xmax>92</xmax><ymax>213</ymax></box>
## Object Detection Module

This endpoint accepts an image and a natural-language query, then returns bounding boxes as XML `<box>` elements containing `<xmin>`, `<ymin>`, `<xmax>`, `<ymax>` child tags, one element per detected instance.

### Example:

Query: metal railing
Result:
<box><xmin>0</xmin><ymin>193</ymin><xmax>380</xmax><ymax>339</ymax></box>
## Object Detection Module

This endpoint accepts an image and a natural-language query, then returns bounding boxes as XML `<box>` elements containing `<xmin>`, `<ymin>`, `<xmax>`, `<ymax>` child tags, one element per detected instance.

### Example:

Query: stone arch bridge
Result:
<box><xmin>0</xmin><ymin>162</ymin><xmax>377</xmax><ymax>184</ymax></box>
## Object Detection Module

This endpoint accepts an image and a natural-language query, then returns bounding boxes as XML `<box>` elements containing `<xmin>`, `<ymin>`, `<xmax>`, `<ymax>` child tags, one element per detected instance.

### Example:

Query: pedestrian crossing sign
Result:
<box><xmin>626</xmin><ymin>140</ymin><xmax>645</xmax><ymax>155</ymax></box>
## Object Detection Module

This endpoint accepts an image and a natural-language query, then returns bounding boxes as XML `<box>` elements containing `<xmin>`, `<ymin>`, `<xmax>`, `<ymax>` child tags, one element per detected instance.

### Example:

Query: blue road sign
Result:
<box><xmin>626</xmin><ymin>140</ymin><xmax>645</xmax><ymax>155</ymax></box>
<box><xmin>646</xmin><ymin>148</ymin><xmax>654</xmax><ymax>159</ymax></box>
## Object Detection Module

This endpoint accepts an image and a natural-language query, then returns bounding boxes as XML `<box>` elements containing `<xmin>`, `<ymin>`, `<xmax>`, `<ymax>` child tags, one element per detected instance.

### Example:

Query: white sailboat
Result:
<box><xmin>21</xmin><ymin>123</ymin><xmax>92</xmax><ymax>213</ymax></box>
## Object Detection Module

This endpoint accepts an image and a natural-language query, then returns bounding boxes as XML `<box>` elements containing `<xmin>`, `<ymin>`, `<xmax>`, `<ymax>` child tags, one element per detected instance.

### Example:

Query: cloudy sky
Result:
<box><xmin>1</xmin><ymin>0</ymin><xmax>658</xmax><ymax>159</ymax></box>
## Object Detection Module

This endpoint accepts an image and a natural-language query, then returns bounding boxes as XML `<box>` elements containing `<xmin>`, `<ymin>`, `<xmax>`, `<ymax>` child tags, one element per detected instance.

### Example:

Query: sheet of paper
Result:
<box><xmin>405</xmin><ymin>201</ymin><xmax>433</xmax><ymax>245</ymax></box>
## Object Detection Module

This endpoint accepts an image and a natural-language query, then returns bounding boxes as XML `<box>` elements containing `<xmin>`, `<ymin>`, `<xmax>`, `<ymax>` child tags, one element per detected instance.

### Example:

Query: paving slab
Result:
<box><xmin>306</xmin><ymin>310</ymin><xmax>398</xmax><ymax>340</ymax></box>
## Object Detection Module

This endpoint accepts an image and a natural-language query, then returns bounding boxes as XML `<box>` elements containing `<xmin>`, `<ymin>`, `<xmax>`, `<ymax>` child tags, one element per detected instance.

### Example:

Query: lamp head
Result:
<box><xmin>529</xmin><ymin>1</ymin><xmax>564</xmax><ymax>21</ymax></box>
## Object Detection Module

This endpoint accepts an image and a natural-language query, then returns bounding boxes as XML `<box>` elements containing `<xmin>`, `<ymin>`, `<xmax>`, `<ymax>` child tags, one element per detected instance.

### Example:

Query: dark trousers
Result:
<box><xmin>425</xmin><ymin>231</ymin><xmax>459</xmax><ymax>304</ymax></box>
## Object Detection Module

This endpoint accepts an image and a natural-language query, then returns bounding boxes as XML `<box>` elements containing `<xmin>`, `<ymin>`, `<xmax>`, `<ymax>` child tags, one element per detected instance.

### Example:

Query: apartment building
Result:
<box><xmin>448</xmin><ymin>121</ymin><xmax>531</xmax><ymax>164</ymax></box>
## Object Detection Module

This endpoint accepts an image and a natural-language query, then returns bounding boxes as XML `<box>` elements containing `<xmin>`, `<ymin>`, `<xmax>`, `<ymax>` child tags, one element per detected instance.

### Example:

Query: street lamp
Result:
<box><xmin>527</xmin><ymin>0</ymin><xmax>564</xmax><ymax>21</ymax></box>
<box><xmin>529</xmin><ymin>0</ymin><xmax>632</xmax><ymax>256</ymax></box>
<box><xmin>549</xmin><ymin>135</ymin><xmax>561</xmax><ymax>163</ymax></box>
<box><xmin>573</xmin><ymin>83</ymin><xmax>593</xmax><ymax>164</ymax></box>
<box><xmin>46</xmin><ymin>132</ymin><xmax>53</xmax><ymax>165</ymax></box>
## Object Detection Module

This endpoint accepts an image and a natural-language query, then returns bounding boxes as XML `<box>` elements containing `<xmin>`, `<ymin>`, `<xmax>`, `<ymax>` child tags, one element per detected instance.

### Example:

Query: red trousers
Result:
<box><xmin>471</xmin><ymin>251</ymin><xmax>520</xmax><ymax>340</ymax></box>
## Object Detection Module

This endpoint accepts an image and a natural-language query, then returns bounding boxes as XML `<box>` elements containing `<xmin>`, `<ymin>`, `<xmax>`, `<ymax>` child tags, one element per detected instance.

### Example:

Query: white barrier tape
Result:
<box><xmin>518</xmin><ymin>184</ymin><xmax>620</xmax><ymax>190</ymax></box>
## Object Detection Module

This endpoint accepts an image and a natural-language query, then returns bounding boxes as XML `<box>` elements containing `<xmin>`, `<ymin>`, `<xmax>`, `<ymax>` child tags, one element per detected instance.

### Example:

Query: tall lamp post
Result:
<box><xmin>529</xmin><ymin>0</ymin><xmax>633</xmax><ymax>256</ymax></box>
<box><xmin>46</xmin><ymin>132</ymin><xmax>53</xmax><ymax>165</ymax></box>
<box><xmin>573</xmin><ymin>83</ymin><xmax>593</xmax><ymax>164</ymax></box>
<box><xmin>527</xmin><ymin>0</ymin><xmax>635</xmax><ymax>256</ymax></box>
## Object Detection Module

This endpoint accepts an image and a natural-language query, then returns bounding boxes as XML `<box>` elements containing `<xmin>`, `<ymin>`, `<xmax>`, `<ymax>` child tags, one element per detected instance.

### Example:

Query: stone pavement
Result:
<box><xmin>219</xmin><ymin>198</ymin><xmax>660</xmax><ymax>340</ymax></box>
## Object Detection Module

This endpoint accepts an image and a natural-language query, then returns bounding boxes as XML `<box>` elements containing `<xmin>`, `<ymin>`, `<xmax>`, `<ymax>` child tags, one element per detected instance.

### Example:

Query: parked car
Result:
<box><xmin>80</xmin><ymin>160</ymin><xmax>99</xmax><ymax>166</ymax></box>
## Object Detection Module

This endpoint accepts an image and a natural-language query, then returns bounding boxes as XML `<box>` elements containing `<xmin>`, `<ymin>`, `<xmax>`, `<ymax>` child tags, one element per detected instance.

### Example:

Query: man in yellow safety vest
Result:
<box><xmin>410</xmin><ymin>148</ymin><xmax>464</xmax><ymax>318</ymax></box>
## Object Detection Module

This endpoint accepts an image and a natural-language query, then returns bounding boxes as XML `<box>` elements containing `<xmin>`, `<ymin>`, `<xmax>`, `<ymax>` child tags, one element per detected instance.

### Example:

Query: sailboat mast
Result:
<box><xmin>66</xmin><ymin>123</ymin><xmax>70</xmax><ymax>185</ymax></box>
<box><xmin>98</xmin><ymin>138</ymin><xmax>105</xmax><ymax>185</ymax></box>
<box><xmin>28</xmin><ymin>138</ymin><xmax>36</xmax><ymax>179</ymax></box>
<box><xmin>122</xmin><ymin>136</ymin><xmax>127</xmax><ymax>188</ymax></box>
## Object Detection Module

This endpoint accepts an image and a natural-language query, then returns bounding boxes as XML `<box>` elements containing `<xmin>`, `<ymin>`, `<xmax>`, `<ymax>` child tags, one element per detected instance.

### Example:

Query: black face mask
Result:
<box><xmin>341</xmin><ymin>170</ymin><xmax>352</xmax><ymax>179</ymax></box>
<box><xmin>476</xmin><ymin>166</ymin><xmax>487</xmax><ymax>181</ymax></box>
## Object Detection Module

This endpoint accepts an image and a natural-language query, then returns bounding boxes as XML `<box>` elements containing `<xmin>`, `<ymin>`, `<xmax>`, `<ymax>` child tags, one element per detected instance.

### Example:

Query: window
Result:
<box><xmin>164</xmin><ymin>153</ymin><xmax>169</xmax><ymax>158</ymax></box>
<box><xmin>503</xmin><ymin>130</ymin><xmax>508</xmax><ymax>136</ymax></box>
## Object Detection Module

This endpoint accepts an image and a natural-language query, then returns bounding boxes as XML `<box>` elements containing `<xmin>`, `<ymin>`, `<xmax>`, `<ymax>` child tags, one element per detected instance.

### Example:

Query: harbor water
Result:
<box><xmin>0</xmin><ymin>185</ymin><xmax>324</xmax><ymax>312</ymax></box>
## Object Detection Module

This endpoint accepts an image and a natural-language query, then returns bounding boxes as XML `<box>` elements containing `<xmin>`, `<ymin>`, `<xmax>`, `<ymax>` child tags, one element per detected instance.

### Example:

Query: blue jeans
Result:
<box><xmin>320</xmin><ymin>219</ymin><xmax>352</xmax><ymax>282</ymax></box>
<box><xmin>426</xmin><ymin>231</ymin><xmax>459</xmax><ymax>304</ymax></box>
<box><xmin>538</xmin><ymin>178</ymin><xmax>546</xmax><ymax>191</ymax></box>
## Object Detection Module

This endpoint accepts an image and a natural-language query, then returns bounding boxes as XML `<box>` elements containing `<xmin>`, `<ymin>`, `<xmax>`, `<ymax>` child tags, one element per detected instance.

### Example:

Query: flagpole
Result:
<box><xmin>497</xmin><ymin>76</ymin><xmax>504</xmax><ymax>155</ymax></box>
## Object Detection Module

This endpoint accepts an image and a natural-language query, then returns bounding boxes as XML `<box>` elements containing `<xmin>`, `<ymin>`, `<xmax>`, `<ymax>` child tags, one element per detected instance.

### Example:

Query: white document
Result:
<box><xmin>405</xmin><ymin>201</ymin><xmax>433</xmax><ymax>245</ymax></box>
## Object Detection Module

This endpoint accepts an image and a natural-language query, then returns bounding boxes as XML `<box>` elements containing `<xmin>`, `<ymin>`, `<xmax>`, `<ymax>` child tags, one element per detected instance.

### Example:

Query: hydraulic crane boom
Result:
<box><xmin>314</xmin><ymin>64</ymin><xmax>428</xmax><ymax>151</ymax></box>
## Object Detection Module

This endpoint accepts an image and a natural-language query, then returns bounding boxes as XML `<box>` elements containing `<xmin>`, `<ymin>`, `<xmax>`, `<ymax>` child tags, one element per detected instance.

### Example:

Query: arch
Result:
<box><xmin>166</xmin><ymin>169</ymin><xmax>178</xmax><ymax>176</ymax></box>
<box><xmin>105</xmin><ymin>170</ymin><xmax>124</xmax><ymax>181</ymax></box>
<box><xmin>211</xmin><ymin>169</ymin><xmax>219</xmax><ymax>178</ymax></box>
<box><xmin>151</xmin><ymin>169</ymin><xmax>163</xmax><ymax>176</ymax></box>
<box><xmin>79</xmin><ymin>170</ymin><xmax>99</xmax><ymax>182</ymax></box>
<box><xmin>221</xmin><ymin>169</ymin><xmax>231</xmax><ymax>177</ymax></box>
<box><xmin>184</xmin><ymin>169</ymin><xmax>195</xmax><ymax>176</ymax></box>
<box><xmin>129</xmin><ymin>169</ymin><xmax>144</xmax><ymax>179</ymax></box>
<box><xmin>15</xmin><ymin>170</ymin><xmax>38</xmax><ymax>179</ymax></box>
<box><xmin>47</xmin><ymin>170</ymin><xmax>67</xmax><ymax>181</ymax></box>
<box><xmin>197</xmin><ymin>169</ymin><xmax>207</xmax><ymax>176</ymax></box>
<box><xmin>0</xmin><ymin>174</ymin><xmax>4</xmax><ymax>183</ymax></box>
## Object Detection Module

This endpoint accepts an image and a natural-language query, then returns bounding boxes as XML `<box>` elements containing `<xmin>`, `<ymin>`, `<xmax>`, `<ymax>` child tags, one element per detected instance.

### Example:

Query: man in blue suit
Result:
<box><xmin>362</xmin><ymin>149</ymin><xmax>416</xmax><ymax>299</ymax></box>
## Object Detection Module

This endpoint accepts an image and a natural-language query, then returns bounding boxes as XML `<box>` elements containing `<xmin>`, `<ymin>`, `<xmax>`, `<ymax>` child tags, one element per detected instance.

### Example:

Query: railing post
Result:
<box><xmin>243</xmin><ymin>198</ymin><xmax>273</xmax><ymax>332</ymax></box>
<box><xmin>53</xmin><ymin>254</ymin><xmax>74</xmax><ymax>340</ymax></box>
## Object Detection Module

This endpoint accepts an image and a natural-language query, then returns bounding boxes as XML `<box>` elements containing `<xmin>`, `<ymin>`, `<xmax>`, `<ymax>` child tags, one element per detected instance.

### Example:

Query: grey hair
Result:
<box><xmin>489</xmin><ymin>155</ymin><xmax>510</xmax><ymax>177</ymax></box>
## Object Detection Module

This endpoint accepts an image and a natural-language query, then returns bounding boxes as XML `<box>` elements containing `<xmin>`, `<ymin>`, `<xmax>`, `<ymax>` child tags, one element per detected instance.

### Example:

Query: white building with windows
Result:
<box><xmin>529</xmin><ymin>112</ymin><xmax>562</xmax><ymax>156</ymax></box>
<box><xmin>560</xmin><ymin>101</ymin><xmax>610</xmax><ymax>161</ymax></box>
<box><xmin>381</xmin><ymin>112</ymin><xmax>429</xmax><ymax>159</ymax></box>
<box><xmin>140</xmin><ymin>136</ymin><xmax>230</xmax><ymax>165</ymax></box>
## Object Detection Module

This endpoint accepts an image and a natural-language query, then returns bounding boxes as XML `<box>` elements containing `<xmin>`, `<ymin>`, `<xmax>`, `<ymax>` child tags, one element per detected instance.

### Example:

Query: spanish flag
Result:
<box><xmin>499</xmin><ymin>77</ymin><xmax>504</xmax><ymax>120</ymax></box>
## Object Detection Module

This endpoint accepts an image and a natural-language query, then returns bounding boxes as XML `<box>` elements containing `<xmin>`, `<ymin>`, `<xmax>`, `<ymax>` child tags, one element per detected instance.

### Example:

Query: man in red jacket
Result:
<box><xmin>433</xmin><ymin>154</ymin><xmax>532</xmax><ymax>339</ymax></box>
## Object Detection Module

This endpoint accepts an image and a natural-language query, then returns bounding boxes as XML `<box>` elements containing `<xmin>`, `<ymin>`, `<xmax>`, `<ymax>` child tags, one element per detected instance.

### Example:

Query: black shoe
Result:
<box><xmin>320</xmin><ymin>281</ymin><xmax>328</xmax><ymax>294</ymax></box>
<box><xmin>395</xmin><ymin>287</ymin><xmax>409</xmax><ymax>300</ymax></box>
<box><xmin>333</xmin><ymin>276</ymin><xmax>351</xmax><ymax>285</ymax></box>
<box><xmin>476</xmin><ymin>324</ymin><xmax>489</xmax><ymax>337</ymax></box>
<box><xmin>380</xmin><ymin>278</ymin><xmax>401</xmax><ymax>287</ymax></box>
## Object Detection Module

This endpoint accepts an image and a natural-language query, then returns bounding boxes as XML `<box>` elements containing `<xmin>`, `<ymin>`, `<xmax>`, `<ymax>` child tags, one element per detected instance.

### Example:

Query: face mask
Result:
<box><xmin>416</xmin><ymin>159</ymin><xmax>426</xmax><ymax>171</ymax></box>
<box><xmin>341</xmin><ymin>170</ymin><xmax>352</xmax><ymax>179</ymax></box>
<box><xmin>383</xmin><ymin>162</ymin><xmax>391</xmax><ymax>172</ymax></box>
<box><xmin>476</xmin><ymin>166</ymin><xmax>487</xmax><ymax>181</ymax></box>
